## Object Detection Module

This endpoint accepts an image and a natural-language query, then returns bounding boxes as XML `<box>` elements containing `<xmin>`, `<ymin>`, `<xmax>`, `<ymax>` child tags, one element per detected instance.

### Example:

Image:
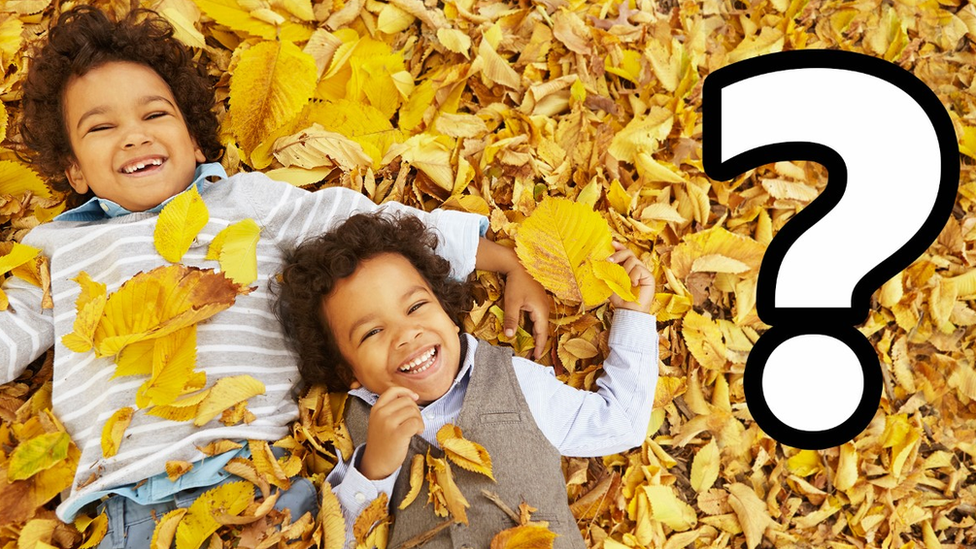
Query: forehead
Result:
<box><xmin>321</xmin><ymin>253</ymin><xmax>431</xmax><ymax>321</ymax></box>
<box><xmin>63</xmin><ymin>61</ymin><xmax>175</xmax><ymax>113</ymax></box>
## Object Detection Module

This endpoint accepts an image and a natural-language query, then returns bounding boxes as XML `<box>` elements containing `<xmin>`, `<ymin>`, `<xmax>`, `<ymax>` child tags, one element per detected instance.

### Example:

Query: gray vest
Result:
<box><xmin>345</xmin><ymin>339</ymin><xmax>587</xmax><ymax>549</ymax></box>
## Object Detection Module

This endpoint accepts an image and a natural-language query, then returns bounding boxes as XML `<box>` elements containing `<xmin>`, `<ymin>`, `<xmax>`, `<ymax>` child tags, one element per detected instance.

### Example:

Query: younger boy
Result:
<box><xmin>2</xmin><ymin>5</ymin><xmax>547</xmax><ymax>544</ymax></box>
<box><xmin>276</xmin><ymin>212</ymin><xmax>658</xmax><ymax>548</ymax></box>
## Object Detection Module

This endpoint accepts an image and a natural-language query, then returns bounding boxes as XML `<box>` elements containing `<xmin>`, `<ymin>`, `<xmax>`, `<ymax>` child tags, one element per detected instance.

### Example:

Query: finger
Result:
<box><xmin>525</xmin><ymin>300</ymin><xmax>549</xmax><ymax>360</ymax></box>
<box><xmin>374</xmin><ymin>386</ymin><xmax>420</xmax><ymax>408</ymax></box>
<box><xmin>502</xmin><ymin>293</ymin><xmax>520</xmax><ymax>338</ymax></box>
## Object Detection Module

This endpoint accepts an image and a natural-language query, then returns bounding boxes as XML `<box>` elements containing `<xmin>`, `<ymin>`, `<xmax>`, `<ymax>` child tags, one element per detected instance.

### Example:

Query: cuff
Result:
<box><xmin>608</xmin><ymin>309</ymin><xmax>657</xmax><ymax>352</ymax></box>
<box><xmin>429</xmin><ymin>209</ymin><xmax>489</xmax><ymax>280</ymax></box>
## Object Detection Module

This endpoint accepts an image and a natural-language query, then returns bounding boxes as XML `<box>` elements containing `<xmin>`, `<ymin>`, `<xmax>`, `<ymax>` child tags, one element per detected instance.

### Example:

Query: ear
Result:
<box><xmin>65</xmin><ymin>160</ymin><xmax>89</xmax><ymax>195</ymax></box>
<box><xmin>192</xmin><ymin>137</ymin><xmax>207</xmax><ymax>164</ymax></box>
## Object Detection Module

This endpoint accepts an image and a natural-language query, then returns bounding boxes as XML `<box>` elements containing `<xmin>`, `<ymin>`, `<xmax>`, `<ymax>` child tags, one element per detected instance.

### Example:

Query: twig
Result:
<box><xmin>480</xmin><ymin>490</ymin><xmax>521</xmax><ymax>524</ymax></box>
<box><xmin>396</xmin><ymin>519</ymin><xmax>453</xmax><ymax>549</ymax></box>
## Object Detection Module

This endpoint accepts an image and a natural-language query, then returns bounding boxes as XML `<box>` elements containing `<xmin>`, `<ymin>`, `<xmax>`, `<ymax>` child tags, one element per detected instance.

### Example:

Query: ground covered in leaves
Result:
<box><xmin>2</xmin><ymin>0</ymin><xmax>976</xmax><ymax>547</ymax></box>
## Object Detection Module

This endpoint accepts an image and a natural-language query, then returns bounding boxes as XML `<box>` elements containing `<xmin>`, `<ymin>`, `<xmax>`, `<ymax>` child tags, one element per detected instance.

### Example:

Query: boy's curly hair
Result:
<box><xmin>19</xmin><ymin>6</ymin><xmax>223</xmax><ymax>206</ymax></box>
<box><xmin>274</xmin><ymin>212</ymin><xmax>473</xmax><ymax>392</ymax></box>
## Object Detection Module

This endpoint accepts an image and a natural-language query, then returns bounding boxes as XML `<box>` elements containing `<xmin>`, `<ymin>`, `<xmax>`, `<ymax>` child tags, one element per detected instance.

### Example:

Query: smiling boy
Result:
<box><xmin>3</xmin><ymin>6</ymin><xmax>548</xmax><ymax>545</ymax></box>
<box><xmin>276</xmin><ymin>213</ymin><xmax>659</xmax><ymax>547</ymax></box>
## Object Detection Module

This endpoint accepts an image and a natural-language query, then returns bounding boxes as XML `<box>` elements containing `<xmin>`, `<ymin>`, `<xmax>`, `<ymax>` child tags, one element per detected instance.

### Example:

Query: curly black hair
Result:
<box><xmin>274</xmin><ymin>212</ymin><xmax>473</xmax><ymax>392</ymax></box>
<box><xmin>19</xmin><ymin>5</ymin><xmax>223</xmax><ymax>207</ymax></box>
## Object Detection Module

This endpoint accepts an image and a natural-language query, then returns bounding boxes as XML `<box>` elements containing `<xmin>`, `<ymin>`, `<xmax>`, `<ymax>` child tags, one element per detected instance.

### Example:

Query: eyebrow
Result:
<box><xmin>346</xmin><ymin>285</ymin><xmax>431</xmax><ymax>342</ymax></box>
<box><xmin>75</xmin><ymin>95</ymin><xmax>177</xmax><ymax>131</ymax></box>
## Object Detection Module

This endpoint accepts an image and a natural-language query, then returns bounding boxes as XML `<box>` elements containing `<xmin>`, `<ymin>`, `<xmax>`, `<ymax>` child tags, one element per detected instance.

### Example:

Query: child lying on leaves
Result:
<box><xmin>2</xmin><ymin>5</ymin><xmax>547</xmax><ymax>544</ymax></box>
<box><xmin>275</xmin><ymin>212</ymin><xmax>659</xmax><ymax>547</ymax></box>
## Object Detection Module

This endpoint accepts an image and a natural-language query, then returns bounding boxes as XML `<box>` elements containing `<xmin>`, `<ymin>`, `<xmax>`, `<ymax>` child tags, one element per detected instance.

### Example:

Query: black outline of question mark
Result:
<box><xmin>702</xmin><ymin>50</ymin><xmax>959</xmax><ymax>450</ymax></box>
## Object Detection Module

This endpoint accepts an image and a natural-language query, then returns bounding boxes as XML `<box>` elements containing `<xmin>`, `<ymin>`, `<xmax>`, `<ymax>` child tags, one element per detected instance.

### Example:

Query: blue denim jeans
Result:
<box><xmin>95</xmin><ymin>468</ymin><xmax>318</xmax><ymax>549</ymax></box>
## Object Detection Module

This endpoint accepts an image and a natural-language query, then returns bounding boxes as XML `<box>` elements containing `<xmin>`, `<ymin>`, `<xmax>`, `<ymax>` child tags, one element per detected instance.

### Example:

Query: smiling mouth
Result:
<box><xmin>398</xmin><ymin>347</ymin><xmax>438</xmax><ymax>374</ymax></box>
<box><xmin>120</xmin><ymin>158</ymin><xmax>165</xmax><ymax>174</ymax></box>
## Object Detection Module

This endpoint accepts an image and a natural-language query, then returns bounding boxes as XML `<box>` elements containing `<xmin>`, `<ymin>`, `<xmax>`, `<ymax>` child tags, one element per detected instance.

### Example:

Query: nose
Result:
<box><xmin>395</xmin><ymin>324</ymin><xmax>423</xmax><ymax>348</ymax></box>
<box><xmin>122</xmin><ymin>124</ymin><xmax>153</xmax><ymax>149</ymax></box>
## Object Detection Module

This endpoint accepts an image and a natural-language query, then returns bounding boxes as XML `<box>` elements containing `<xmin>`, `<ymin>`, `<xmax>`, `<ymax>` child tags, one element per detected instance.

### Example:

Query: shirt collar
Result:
<box><xmin>349</xmin><ymin>334</ymin><xmax>476</xmax><ymax>408</ymax></box>
<box><xmin>53</xmin><ymin>162</ymin><xmax>227</xmax><ymax>222</ymax></box>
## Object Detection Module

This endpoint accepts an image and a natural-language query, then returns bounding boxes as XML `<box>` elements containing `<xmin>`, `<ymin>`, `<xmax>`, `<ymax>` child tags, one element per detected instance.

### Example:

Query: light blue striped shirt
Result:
<box><xmin>327</xmin><ymin>309</ymin><xmax>658</xmax><ymax>536</ymax></box>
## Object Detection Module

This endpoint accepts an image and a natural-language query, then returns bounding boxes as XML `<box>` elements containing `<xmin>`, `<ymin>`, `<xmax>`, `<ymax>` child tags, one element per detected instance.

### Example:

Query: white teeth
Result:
<box><xmin>398</xmin><ymin>348</ymin><xmax>437</xmax><ymax>373</ymax></box>
<box><xmin>122</xmin><ymin>158</ymin><xmax>163</xmax><ymax>174</ymax></box>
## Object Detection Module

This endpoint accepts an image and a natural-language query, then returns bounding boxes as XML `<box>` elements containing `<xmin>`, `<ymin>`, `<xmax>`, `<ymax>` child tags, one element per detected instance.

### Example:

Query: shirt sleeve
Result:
<box><xmin>326</xmin><ymin>444</ymin><xmax>400</xmax><ymax>547</ymax></box>
<box><xmin>246</xmin><ymin>175</ymin><xmax>487</xmax><ymax>280</ymax></box>
<box><xmin>512</xmin><ymin>309</ymin><xmax>658</xmax><ymax>457</ymax></box>
<box><xmin>0</xmin><ymin>275</ymin><xmax>55</xmax><ymax>383</ymax></box>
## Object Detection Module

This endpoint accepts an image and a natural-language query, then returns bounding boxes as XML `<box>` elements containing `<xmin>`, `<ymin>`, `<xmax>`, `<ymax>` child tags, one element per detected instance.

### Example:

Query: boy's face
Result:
<box><xmin>322</xmin><ymin>253</ymin><xmax>462</xmax><ymax>405</ymax></box>
<box><xmin>62</xmin><ymin>61</ymin><xmax>206</xmax><ymax>212</ymax></box>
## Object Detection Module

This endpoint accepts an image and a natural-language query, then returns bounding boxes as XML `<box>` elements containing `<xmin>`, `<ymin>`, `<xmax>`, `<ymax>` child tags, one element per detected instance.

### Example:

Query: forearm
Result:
<box><xmin>474</xmin><ymin>238</ymin><xmax>520</xmax><ymax>274</ymax></box>
<box><xmin>327</xmin><ymin>445</ymin><xmax>399</xmax><ymax>544</ymax></box>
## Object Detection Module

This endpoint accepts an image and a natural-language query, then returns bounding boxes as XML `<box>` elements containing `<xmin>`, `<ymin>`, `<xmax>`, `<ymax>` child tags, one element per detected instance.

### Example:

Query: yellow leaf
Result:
<box><xmin>426</xmin><ymin>452</ymin><xmax>469</xmax><ymax>525</ymax></box>
<box><xmin>78</xmin><ymin>512</ymin><xmax>108</xmax><ymax>549</ymax></box>
<box><xmin>151</xmin><ymin>508</ymin><xmax>188</xmax><ymax>549</ymax></box>
<box><xmin>437</xmin><ymin>28</ymin><xmax>471</xmax><ymax>58</ymax></box>
<box><xmin>609</xmin><ymin>107</ymin><xmax>673</xmax><ymax>165</ymax></box>
<box><xmin>644</xmin><ymin>485</ymin><xmax>697</xmax><ymax>531</ymax></box>
<box><xmin>376</xmin><ymin>3</ymin><xmax>415</xmax><ymax>33</ymax></box>
<box><xmin>319</xmin><ymin>481</ymin><xmax>347</xmax><ymax>549</ymax></box>
<box><xmin>160</xmin><ymin>7</ymin><xmax>207</xmax><ymax>49</ymax></box>
<box><xmin>384</xmin><ymin>134</ymin><xmax>455</xmax><ymax>193</ymax></box>
<box><xmin>726</xmin><ymin>483</ymin><xmax>777</xmax><ymax>549</ymax></box>
<box><xmin>398</xmin><ymin>454</ymin><xmax>425</xmax><ymax>510</ymax></box>
<box><xmin>196</xmin><ymin>440</ymin><xmax>244</xmax><ymax>456</ymax></box>
<box><xmin>681</xmin><ymin>310</ymin><xmax>727</xmax><ymax>370</ymax></box>
<box><xmin>478</xmin><ymin>30</ymin><xmax>521</xmax><ymax>90</ymax></box>
<box><xmin>61</xmin><ymin>271</ymin><xmax>107</xmax><ymax>354</ymax></box>
<box><xmin>136</xmin><ymin>326</ymin><xmax>198</xmax><ymax>408</ymax></box>
<box><xmin>194</xmin><ymin>375</ymin><xmax>266</xmax><ymax>426</ymax></box>
<box><xmin>193</xmin><ymin>0</ymin><xmax>312</xmax><ymax>42</ymax></box>
<box><xmin>0</xmin><ymin>160</ymin><xmax>51</xmax><ymax>198</ymax></box>
<box><xmin>166</xmin><ymin>461</ymin><xmax>194</xmax><ymax>481</ymax></box>
<box><xmin>7</xmin><ymin>431</ymin><xmax>70</xmax><ymax>481</ymax></box>
<box><xmin>590</xmin><ymin>260</ymin><xmax>638</xmax><ymax>303</ymax></box>
<box><xmin>114</xmin><ymin>340</ymin><xmax>156</xmax><ymax>378</ymax></box>
<box><xmin>0</xmin><ymin>242</ymin><xmax>40</xmax><ymax>277</ymax></box>
<box><xmin>93</xmin><ymin>265</ymin><xmax>247</xmax><ymax>357</ymax></box>
<box><xmin>353</xmin><ymin>493</ymin><xmax>390</xmax><ymax>549</ymax></box>
<box><xmin>514</xmin><ymin>197</ymin><xmax>621</xmax><ymax>307</ymax></box>
<box><xmin>690</xmin><ymin>439</ymin><xmax>720</xmax><ymax>493</ymax></box>
<box><xmin>834</xmin><ymin>442</ymin><xmax>858</xmax><ymax>492</ymax></box>
<box><xmin>154</xmin><ymin>185</ymin><xmax>209</xmax><ymax>263</ymax></box>
<box><xmin>489</xmin><ymin>524</ymin><xmax>558</xmax><ymax>549</ymax></box>
<box><xmin>17</xmin><ymin>518</ymin><xmax>57</xmax><ymax>548</ymax></box>
<box><xmin>671</xmin><ymin>227</ymin><xmax>766</xmax><ymax>280</ymax></box>
<box><xmin>208</xmin><ymin>219</ymin><xmax>261</xmax><ymax>285</ymax></box>
<box><xmin>230</xmin><ymin>40</ymin><xmax>317</xmax><ymax>156</ymax></box>
<box><xmin>691</xmin><ymin>254</ymin><xmax>751</xmax><ymax>274</ymax></box>
<box><xmin>880</xmin><ymin>413</ymin><xmax>920</xmax><ymax>478</ymax></box>
<box><xmin>436</xmin><ymin>424</ymin><xmax>495</xmax><ymax>481</ymax></box>
<box><xmin>101</xmin><ymin>407</ymin><xmax>134</xmax><ymax>458</ymax></box>
<box><xmin>175</xmin><ymin>481</ymin><xmax>253</xmax><ymax>549</ymax></box>
<box><xmin>274</xmin><ymin>124</ymin><xmax>374</xmax><ymax>171</ymax></box>
<box><xmin>786</xmin><ymin>450</ymin><xmax>821</xmax><ymax>477</ymax></box>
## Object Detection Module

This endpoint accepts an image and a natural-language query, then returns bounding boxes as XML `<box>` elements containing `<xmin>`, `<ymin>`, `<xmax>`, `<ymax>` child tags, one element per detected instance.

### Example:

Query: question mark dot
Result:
<box><xmin>762</xmin><ymin>334</ymin><xmax>864</xmax><ymax>433</ymax></box>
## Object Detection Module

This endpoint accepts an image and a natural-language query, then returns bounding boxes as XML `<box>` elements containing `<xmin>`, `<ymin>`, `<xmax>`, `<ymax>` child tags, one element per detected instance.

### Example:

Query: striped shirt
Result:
<box><xmin>0</xmin><ymin>171</ymin><xmax>485</xmax><ymax>521</ymax></box>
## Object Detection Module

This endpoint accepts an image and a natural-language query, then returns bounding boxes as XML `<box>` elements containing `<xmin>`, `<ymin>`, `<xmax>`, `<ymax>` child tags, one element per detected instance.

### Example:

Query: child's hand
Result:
<box><xmin>503</xmin><ymin>266</ymin><xmax>551</xmax><ymax>359</ymax></box>
<box><xmin>609</xmin><ymin>242</ymin><xmax>655</xmax><ymax>314</ymax></box>
<box><xmin>360</xmin><ymin>387</ymin><xmax>424</xmax><ymax>480</ymax></box>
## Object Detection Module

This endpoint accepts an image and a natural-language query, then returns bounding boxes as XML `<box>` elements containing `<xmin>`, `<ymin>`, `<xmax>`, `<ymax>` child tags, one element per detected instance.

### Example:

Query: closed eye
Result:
<box><xmin>88</xmin><ymin>124</ymin><xmax>113</xmax><ymax>133</ymax></box>
<box><xmin>146</xmin><ymin>111</ymin><xmax>169</xmax><ymax>120</ymax></box>
<box><xmin>408</xmin><ymin>301</ymin><xmax>427</xmax><ymax>314</ymax></box>
<box><xmin>360</xmin><ymin>327</ymin><xmax>381</xmax><ymax>343</ymax></box>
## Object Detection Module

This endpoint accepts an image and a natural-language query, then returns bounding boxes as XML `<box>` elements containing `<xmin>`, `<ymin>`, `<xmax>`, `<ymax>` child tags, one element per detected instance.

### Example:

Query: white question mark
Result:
<box><xmin>703</xmin><ymin>51</ymin><xmax>958</xmax><ymax>450</ymax></box>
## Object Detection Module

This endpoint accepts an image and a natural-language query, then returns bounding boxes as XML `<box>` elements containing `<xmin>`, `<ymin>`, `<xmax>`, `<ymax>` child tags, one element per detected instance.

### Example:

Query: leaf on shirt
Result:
<box><xmin>154</xmin><ymin>185</ymin><xmax>209</xmax><ymax>263</ymax></box>
<box><xmin>353</xmin><ymin>493</ymin><xmax>390</xmax><ymax>549</ymax></box>
<box><xmin>248</xmin><ymin>439</ymin><xmax>294</xmax><ymax>490</ymax></box>
<box><xmin>514</xmin><ymin>197</ymin><xmax>635</xmax><ymax>308</ymax></box>
<box><xmin>6</xmin><ymin>430</ymin><xmax>70</xmax><ymax>481</ymax></box>
<box><xmin>196</xmin><ymin>440</ymin><xmax>244</xmax><ymax>457</ymax></box>
<box><xmin>10</xmin><ymin>252</ymin><xmax>53</xmax><ymax>309</ymax></box>
<box><xmin>100</xmin><ymin>407</ymin><xmax>134</xmax><ymax>458</ymax></box>
<box><xmin>61</xmin><ymin>272</ymin><xmax>107</xmax><ymax>353</ymax></box>
<box><xmin>0</xmin><ymin>241</ymin><xmax>40</xmax><ymax>311</ymax></box>
<box><xmin>426</xmin><ymin>451</ymin><xmax>469</xmax><ymax>525</ymax></box>
<box><xmin>93</xmin><ymin>265</ymin><xmax>249</xmax><ymax>358</ymax></box>
<box><xmin>206</xmin><ymin>218</ymin><xmax>261</xmax><ymax>285</ymax></box>
<box><xmin>151</xmin><ymin>508</ymin><xmax>188</xmax><ymax>549</ymax></box>
<box><xmin>174</xmin><ymin>481</ymin><xmax>253</xmax><ymax>549</ymax></box>
<box><xmin>436</xmin><ymin>424</ymin><xmax>495</xmax><ymax>481</ymax></box>
<box><xmin>489</xmin><ymin>524</ymin><xmax>557</xmax><ymax>549</ymax></box>
<box><xmin>147</xmin><ymin>389</ymin><xmax>211</xmax><ymax>422</ymax></box>
<box><xmin>194</xmin><ymin>375</ymin><xmax>266</xmax><ymax>426</ymax></box>
<box><xmin>166</xmin><ymin>461</ymin><xmax>194</xmax><ymax>482</ymax></box>
<box><xmin>135</xmin><ymin>326</ymin><xmax>199</xmax><ymax>409</ymax></box>
<box><xmin>398</xmin><ymin>454</ymin><xmax>426</xmax><ymax>511</ymax></box>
